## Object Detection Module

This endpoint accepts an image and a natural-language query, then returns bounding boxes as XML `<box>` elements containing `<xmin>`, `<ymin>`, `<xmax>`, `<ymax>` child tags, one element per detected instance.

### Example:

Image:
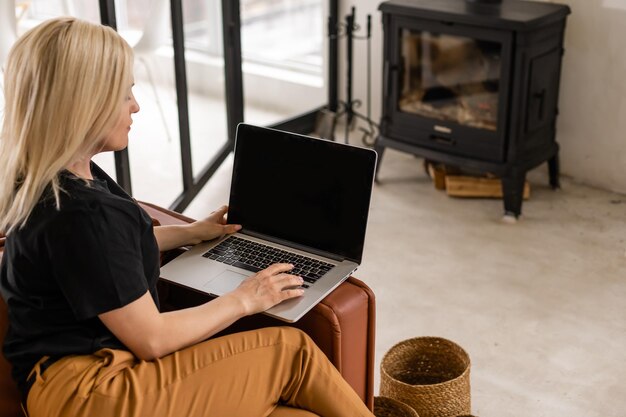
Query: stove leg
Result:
<box><xmin>374</xmin><ymin>142</ymin><xmax>386</xmax><ymax>183</ymax></box>
<box><xmin>548</xmin><ymin>154</ymin><xmax>560</xmax><ymax>189</ymax></box>
<box><xmin>501</xmin><ymin>172</ymin><xmax>526</xmax><ymax>220</ymax></box>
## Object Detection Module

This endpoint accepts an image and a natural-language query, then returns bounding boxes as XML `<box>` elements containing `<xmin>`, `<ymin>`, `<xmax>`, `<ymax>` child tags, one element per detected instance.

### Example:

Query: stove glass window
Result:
<box><xmin>399</xmin><ymin>29</ymin><xmax>502</xmax><ymax>131</ymax></box>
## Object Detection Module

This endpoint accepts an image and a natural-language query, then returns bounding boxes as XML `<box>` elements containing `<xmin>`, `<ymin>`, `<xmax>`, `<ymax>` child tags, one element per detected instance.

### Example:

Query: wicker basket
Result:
<box><xmin>380</xmin><ymin>337</ymin><xmax>471</xmax><ymax>417</ymax></box>
<box><xmin>374</xmin><ymin>396</ymin><xmax>420</xmax><ymax>417</ymax></box>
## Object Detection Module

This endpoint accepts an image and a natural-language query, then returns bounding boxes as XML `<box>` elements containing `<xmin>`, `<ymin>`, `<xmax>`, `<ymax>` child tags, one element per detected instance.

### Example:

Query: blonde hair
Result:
<box><xmin>0</xmin><ymin>17</ymin><xmax>133</xmax><ymax>233</ymax></box>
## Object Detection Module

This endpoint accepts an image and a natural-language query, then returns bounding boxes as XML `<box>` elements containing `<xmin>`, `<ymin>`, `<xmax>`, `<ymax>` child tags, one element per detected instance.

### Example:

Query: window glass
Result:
<box><xmin>399</xmin><ymin>29</ymin><xmax>501</xmax><ymax>131</ymax></box>
<box><xmin>240</xmin><ymin>0</ymin><xmax>326</xmax><ymax>126</ymax></box>
<box><xmin>241</xmin><ymin>0</ymin><xmax>323</xmax><ymax>74</ymax></box>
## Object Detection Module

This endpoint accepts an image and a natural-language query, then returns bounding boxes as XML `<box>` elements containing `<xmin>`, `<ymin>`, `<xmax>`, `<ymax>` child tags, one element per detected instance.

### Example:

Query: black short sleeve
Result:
<box><xmin>43</xmin><ymin>203</ymin><xmax>149</xmax><ymax>320</ymax></box>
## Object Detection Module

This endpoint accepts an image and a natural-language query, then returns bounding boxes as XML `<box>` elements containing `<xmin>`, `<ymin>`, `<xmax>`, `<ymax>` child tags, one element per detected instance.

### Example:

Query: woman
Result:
<box><xmin>0</xmin><ymin>17</ymin><xmax>374</xmax><ymax>417</ymax></box>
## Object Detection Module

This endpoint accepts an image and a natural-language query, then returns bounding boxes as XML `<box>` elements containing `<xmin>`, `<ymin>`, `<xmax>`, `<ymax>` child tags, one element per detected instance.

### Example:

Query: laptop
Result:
<box><xmin>160</xmin><ymin>123</ymin><xmax>377</xmax><ymax>322</ymax></box>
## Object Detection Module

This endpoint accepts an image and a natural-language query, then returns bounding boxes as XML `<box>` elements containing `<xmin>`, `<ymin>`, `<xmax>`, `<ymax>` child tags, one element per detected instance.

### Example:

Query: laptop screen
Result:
<box><xmin>227</xmin><ymin>124</ymin><xmax>377</xmax><ymax>263</ymax></box>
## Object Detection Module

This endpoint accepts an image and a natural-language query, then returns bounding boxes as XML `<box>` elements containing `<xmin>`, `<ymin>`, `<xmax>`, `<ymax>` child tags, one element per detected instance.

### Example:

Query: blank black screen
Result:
<box><xmin>228</xmin><ymin>124</ymin><xmax>377</xmax><ymax>263</ymax></box>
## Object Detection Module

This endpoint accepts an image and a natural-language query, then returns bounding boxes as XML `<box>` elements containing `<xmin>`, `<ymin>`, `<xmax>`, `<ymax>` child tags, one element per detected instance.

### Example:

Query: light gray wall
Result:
<box><xmin>339</xmin><ymin>0</ymin><xmax>626</xmax><ymax>194</ymax></box>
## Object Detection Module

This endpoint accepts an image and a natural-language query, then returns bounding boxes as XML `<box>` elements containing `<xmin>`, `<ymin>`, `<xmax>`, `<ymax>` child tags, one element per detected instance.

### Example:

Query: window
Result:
<box><xmin>9</xmin><ymin>0</ymin><xmax>328</xmax><ymax>209</ymax></box>
<box><xmin>241</xmin><ymin>0</ymin><xmax>323</xmax><ymax>75</ymax></box>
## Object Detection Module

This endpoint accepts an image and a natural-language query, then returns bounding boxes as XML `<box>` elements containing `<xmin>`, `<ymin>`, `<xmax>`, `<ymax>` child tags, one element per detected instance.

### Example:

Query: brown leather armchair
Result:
<box><xmin>0</xmin><ymin>202</ymin><xmax>376</xmax><ymax>417</ymax></box>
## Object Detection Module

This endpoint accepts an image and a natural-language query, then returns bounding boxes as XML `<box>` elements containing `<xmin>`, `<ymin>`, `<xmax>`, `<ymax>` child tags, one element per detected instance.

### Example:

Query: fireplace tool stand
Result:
<box><xmin>327</xmin><ymin>6</ymin><xmax>379</xmax><ymax>146</ymax></box>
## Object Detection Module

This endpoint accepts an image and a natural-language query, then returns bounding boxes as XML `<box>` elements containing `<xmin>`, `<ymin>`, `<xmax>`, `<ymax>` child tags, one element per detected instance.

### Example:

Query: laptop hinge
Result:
<box><xmin>240</xmin><ymin>229</ymin><xmax>347</xmax><ymax>263</ymax></box>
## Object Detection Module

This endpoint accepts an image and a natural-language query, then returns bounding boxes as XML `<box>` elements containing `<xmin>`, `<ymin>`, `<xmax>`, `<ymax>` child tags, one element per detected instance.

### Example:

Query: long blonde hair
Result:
<box><xmin>0</xmin><ymin>17</ymin><xmax>133</xmax><ymax>233</ymax></box>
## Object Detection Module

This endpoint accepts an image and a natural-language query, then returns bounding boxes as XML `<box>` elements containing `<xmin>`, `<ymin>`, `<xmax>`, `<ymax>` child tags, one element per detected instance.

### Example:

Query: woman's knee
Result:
<box><xmin>252</xmin><ymin>327</ymin><xmax>318</xmax><ymax>355</ymax></box>
<box><xmin>274</xmin><ymin>327</ymin><xmax>314</xmax><ymax>346</ymax></box>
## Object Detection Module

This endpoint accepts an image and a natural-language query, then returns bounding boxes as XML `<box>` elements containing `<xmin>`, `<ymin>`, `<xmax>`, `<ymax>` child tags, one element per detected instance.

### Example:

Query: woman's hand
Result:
<box><xmin>227</xmin><ymin>263</ymin><xmax>305</xmax><ymax>316</ymax></box>
<box><xmin>153</xmin><ymin>205</ymin><xmax>241</xmax><ymax>252</ymax></box>
<box><xmin>186</xmin><ymin>205</ymin><xmax>241</xmax><ymax>245</ymax></box>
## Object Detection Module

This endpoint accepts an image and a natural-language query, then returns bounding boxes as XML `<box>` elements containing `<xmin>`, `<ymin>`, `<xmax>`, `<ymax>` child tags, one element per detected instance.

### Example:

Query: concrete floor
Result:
<box><xmin>183</xmin><ymin>137</ymin><xmax>626</xmax><ymax>417</ymax></box>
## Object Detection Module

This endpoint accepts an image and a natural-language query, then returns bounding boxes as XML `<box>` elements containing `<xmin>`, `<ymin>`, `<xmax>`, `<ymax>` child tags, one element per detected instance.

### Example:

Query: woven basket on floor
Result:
<box><xmin>374</xmin><ymin>396</ymin><xmax>420</xmax><ymax>417</ymax></box>
<box><xmin>380</xmin><ymin>337</ymin><xmax>471</xmax><ymax>417</ymax></box>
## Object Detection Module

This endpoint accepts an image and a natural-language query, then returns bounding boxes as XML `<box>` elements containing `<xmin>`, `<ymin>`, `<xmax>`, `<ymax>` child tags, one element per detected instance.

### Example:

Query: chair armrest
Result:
<box><xmin>138</xmin><ymin>201</ymin><xmax>376</xmax><ymax>409</ymax></box>
<box><xmin>139</xmin><ymin>200</ymin><xmax>195</xmax><ymax>225</ymax></box>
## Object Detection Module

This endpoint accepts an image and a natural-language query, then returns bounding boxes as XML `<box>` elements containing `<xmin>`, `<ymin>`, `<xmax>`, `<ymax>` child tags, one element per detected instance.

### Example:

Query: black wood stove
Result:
<box><xmin>375</xmin><ymin>0</ymin><xmax>570</xmax><ymax>218</ymax></box>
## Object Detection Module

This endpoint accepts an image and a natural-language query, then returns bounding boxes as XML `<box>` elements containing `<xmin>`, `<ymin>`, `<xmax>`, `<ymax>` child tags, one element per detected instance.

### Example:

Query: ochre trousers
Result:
<box><xmin>26</xmin><ymin>327</ymin><xmax>374</xmax><ymax>417</ymax></box>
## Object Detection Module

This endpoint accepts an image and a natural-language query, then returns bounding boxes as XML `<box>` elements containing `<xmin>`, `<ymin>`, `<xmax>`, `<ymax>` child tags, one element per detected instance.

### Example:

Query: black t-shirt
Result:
<box><xmin>0</xmin><ymin>163</ymin><xmax>160</xmax><ymax>393</ymax></box>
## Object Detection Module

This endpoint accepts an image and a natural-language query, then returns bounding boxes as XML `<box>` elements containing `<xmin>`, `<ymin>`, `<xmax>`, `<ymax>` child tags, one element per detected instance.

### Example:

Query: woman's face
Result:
<box><xmin>101</xmin><ymin>85</ymin><xmax>140</xmax><ymax>152</ymax></box>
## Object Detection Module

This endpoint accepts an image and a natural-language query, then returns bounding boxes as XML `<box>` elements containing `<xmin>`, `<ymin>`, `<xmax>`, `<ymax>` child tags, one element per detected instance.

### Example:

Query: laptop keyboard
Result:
<box><xmin>202</xmin><ymin>236</ymin><xmax>334</xmax><ymax>288</ymax></box>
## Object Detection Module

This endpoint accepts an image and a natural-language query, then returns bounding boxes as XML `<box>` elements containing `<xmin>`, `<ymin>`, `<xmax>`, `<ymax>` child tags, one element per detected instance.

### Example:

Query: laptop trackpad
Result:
<box><xmin>203</xmin><ymin>270</ymin><xmax>247</xmax><ymax>295</ymax></box>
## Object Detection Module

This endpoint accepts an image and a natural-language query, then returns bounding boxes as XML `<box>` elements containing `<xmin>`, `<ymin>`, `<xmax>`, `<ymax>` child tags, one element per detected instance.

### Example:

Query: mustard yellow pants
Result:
<box><xmin>26</xmin><ymin>327</ymin><xmax>373</xmax><ymax>417</ymax></box>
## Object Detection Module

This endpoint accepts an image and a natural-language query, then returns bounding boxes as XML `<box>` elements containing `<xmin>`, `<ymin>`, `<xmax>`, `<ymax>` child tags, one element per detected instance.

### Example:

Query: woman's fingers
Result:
<box><xmin>222</xmin><ymin>224</ymin><xmax>241</xmax><ymax>234</ymax></box>
<box><xmin>207</xmin><ymin>205</ymin><xmax>228</xmax><ymax>223</ymax></box>
<box><xmin>261</xmin><ymin>265</ymin><xmax>305</xmax><ymax>291</ymax></box>
<box><xmin>270</xmin><ymin>272</ymin><xmax>304</xmax><ymax>287</ymax></box>
<box><xmin>212</xmin><ymin>205</ymin><xmax>228</xmax><ymax>215</ymax></box>
<box><xmin>262</xmin><ymin>263</ymin><xmax>295</xmax><ymax>277</ymax></box>
<box><xmin>234</xmin><ymin>264</ymin><xmax>305</xmax><ymax>314</ymax></box>
<box><xmin>273</xmin><ymin>273</ymin><xmax>305</xmax><ymax>300</ymax></box>
<box><xmin>281</xmin><ymin>288</ymin><xmax>306</xmax><ymax>301</ymax></box>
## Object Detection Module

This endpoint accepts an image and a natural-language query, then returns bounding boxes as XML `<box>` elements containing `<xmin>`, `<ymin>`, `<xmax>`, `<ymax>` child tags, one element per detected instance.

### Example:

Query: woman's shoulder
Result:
<box><xmin>31</xmin><ymin>180</ymin><xmax>143</xmax><ymax>235</ymax></box>
<box><xmin>7</xmin><ymin>164</ymin><xmax>148</xmax><ymax>244</ymax></box>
